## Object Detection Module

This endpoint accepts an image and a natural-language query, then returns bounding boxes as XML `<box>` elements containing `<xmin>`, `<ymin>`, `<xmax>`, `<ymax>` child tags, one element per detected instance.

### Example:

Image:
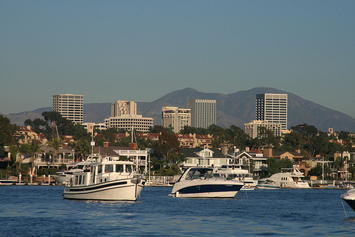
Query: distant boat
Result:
<box><xmin>0</xmin><ymin>179</ymin><xmax>17</xmax><ymax>186</ymax></box>
<box><xmin>170</xmin><ymin>167</ymin><xmax>244</xmax><ymax>198</ymax></box>
<box><xmin>256</xmin><ymin>179</ymin><xmax>280</xmax><ymax>189</ymax></box>
<box><xmin>265</xmin><ymin>166</ymin><xmax>310</xmax><ymax>189</ymax></box>
<box><xmin>217</xmin><ymin>165</ymin><xmax>258</xmax><ymax>190</ymax></box>
<box><xmin>63</xmin><ymin>156</ymin><xmax>145</xmax><ymax>201</ymax></box>
<box><xmin>341</xmin><ymin>188</ymin><xmax>355</xmax><ymax>211</ymax></box>
<box><xmin>52</xmin><ymin>158</ymin><xmax>97</xmax><ymax>185</ymax></box>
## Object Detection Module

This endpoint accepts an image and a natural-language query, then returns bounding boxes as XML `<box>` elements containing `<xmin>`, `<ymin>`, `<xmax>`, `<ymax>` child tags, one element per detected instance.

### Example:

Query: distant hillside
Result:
<box><xmin>5</xmin><ymin>87</ymin><xmax>355</xmax><ymax>131</ymax></box>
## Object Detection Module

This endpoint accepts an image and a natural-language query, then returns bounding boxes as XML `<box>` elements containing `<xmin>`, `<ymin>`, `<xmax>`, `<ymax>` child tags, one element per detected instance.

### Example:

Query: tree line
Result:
<box><xmin>0</xmin><ymin>112</ymin><xmax>354</xmax><ymax>178</ymax></box>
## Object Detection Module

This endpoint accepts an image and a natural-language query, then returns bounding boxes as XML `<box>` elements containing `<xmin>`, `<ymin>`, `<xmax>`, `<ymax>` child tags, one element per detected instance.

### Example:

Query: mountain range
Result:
<box><xmin>4</xmin><ymin>87</ymin><xmax>355</xmax><ymax>132</ymax></box>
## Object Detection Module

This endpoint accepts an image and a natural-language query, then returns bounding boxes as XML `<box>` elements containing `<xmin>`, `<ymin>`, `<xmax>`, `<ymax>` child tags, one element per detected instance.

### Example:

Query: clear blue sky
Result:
<box><xmin>0</xmin><ymin>0</ymin><xmax>354</xmax><ymax>117</ymax></box>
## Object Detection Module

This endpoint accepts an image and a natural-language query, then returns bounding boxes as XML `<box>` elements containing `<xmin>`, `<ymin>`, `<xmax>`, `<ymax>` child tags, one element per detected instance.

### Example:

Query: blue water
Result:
<box><xmin>0</xmin><ymin>186</ymin><xmax>354</xmax><ymax>236</ymax></box>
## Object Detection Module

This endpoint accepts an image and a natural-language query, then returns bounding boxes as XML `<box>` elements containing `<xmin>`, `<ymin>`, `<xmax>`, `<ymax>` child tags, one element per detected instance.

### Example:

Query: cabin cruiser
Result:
<box><xmin>217</xmin><ymin>165</ymin><xmax>258</xmax><ymax>190</ymax></box>
<box><xmin>63</xmin><ymin>156</ymin><xmax>145</xmax><ymax>201</ymax></box>
<box><xmin>266</xmin><ymin>166</ymin><xmax>310</xmax><ymax>189</ymax></box>
<box><xmin>341</xmin><ymin>188</ymin><xmax>355</xmax><ymax>211</ymax></box>
<box><xmin>170</xmin><ymin>167</ymin><xmax>244</xmax><ymax>198</ymax></box>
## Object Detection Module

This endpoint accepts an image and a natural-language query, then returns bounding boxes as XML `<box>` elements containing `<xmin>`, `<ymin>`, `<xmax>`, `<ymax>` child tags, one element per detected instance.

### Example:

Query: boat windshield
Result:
<box><xmin>186</xmin><ymin>168</ymin><xmax>213</xmax><ymax>180</ymax></box>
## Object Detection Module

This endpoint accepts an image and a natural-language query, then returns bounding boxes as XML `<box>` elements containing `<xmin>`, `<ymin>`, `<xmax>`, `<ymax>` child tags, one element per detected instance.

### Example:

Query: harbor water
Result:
<box><xmin>1</xmin><ymin>186</ymin><xmax>354</xmax><ymax>236</ymax></box>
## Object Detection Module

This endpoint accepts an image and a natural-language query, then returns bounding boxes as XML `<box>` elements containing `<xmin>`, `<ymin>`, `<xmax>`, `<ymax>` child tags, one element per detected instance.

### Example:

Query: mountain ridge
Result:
<box><xmin>4</xmin><ymin>87</ymin><xmax>355</xmax><ymax>132</ymax></box>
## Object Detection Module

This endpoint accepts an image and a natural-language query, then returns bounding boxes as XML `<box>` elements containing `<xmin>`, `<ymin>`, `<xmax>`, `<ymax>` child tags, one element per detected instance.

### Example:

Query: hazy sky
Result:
<box><xmin>0</xmin><ymin>0</ymin><xmax>354</xmax><ymax>117</ymax></box>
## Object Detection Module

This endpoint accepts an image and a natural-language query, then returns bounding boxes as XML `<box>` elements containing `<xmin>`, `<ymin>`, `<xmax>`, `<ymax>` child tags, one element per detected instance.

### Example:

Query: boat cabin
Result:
<box><xmin>71</xmin><ymin>161</ymin><xmax>136</xmax><ymax>186</ymax></box>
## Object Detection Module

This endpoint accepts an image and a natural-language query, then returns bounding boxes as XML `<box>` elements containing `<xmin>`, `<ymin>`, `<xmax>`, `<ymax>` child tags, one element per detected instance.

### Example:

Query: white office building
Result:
<box><xmin>244</xmin><ymin>120</ymin><xmax>282</xmax><ymax>139</ymax></box>
<box><xmin>105</xmin><ymin>100</ymin><xmax>153</xmax><ymax>132</ymax></box>
<box><xmin>189</xmin><ymin>99</ymin><xmax>217</xmax><ymax>129</ymax></box>
<box><xmin>105</xmin><ymin>115</ymin><xmax>153</xmax><ymax>132</ymax></box>
<box><xmin>162</xmin><ymin>106</ymin><xmax>191</xmax><ymax>133</ymax></box>
<box><xmin>52</xmin><ymin>94</ymin><xmax>83</xmax><ymax>124</ymax></box>
<box><xmin>256</xmin><ymin>93</ymin><xmax>288</xmax><ymax>130</ymax></box>
<box><xmin>82</xmin><ymin>122</ymin><xmax>107</xmax><ymax>134</ymax></box>
<box><xmin>111</xmin><ymin>100</ymin><xmax>137</xmax><ymax>117</ymax></box>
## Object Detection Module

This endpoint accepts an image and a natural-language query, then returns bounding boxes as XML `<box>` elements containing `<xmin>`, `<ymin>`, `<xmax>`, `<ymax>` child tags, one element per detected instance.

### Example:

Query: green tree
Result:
<box><xmin>0</xmin><ymin>115</ymin><xmax>17</xmax><ymax>148</ymax></box>
<box><xmin>73</xmin><ymin>139</ymin><xmax>90</xmax><ymax>160</ymax></box>
<box><xmin>266</xmin><ymin>158</ymin><xmax>293</xmax><ymax>176</ymax></box>
<box><xmin>152</xmin><ymin>128</ymin><xmax>180</xmax><ymax>171</ymax></box>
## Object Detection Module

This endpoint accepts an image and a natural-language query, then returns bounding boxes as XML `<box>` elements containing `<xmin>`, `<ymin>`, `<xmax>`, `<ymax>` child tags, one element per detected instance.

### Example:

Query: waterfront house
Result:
<box><xmin>180</xmin><ymin>148</ymin><xmax>230</xmax><ymax>169</ymax></box>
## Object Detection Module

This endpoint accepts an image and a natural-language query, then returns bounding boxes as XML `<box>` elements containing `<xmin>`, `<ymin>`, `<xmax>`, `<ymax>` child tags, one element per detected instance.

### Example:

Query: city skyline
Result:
<box><xmin>1</xmin><ymin>1</ymin><xmax>355</xmax><ymax>118</ymax></box>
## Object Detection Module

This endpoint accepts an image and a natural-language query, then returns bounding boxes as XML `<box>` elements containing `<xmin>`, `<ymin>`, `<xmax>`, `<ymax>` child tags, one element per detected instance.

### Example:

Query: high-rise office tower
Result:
<box><xmin>162</xmin><ymin>106</ymin><xmax>191</xmax><ymax>133</ymax></box>
<box><xmin>256</xmin><ymin>93</ymin><xmax>288</xmax><ymax>130</ymax></box>
<box><xmin>111</xmin><ymin>100</ymin><xmax>137</xmax><ymax>117</ymax></box>
<box><xmin>53</xmin><ymin>94</ymin><xmax>84</xmax><ymax>124</ymax></box>
<box><xmin>189</xmin><ymin>99</ymin><xmax>217</xmax><ymax>129</ymax></box>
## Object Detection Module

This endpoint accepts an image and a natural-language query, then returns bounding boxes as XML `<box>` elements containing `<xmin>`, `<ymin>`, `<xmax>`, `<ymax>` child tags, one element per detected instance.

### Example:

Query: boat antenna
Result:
<box><xmin>90</xmin><ymin>129</ymin><xmax>95</xmax><ymax>159</ymax></box>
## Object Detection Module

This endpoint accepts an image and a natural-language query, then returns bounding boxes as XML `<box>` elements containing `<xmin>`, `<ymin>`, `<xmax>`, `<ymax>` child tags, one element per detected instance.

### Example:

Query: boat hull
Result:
<box><xmin>173</xmin><ymin>183</ymin><xmax>243</xmax><ymax>198</ymax></box>
<box><xmin>342</xmin><ymin>188</ymin><xmax>355</xmax><ymax>211</ymax></box>
<box><xmin>53</xmin><ymin>174</ymin><xmax>71</xmax><ymax>185</ymax></box>
<box><xmin>256</xmin><ymin>184</ymin><xmax>280</xmax><ymax>189</ymax></box>
<box><xmin>63</xmin><ymin>178</ymin><xmax>145</xmax><ymax>201</ymax></box>
<box><xmin>343</xmin><ymin>199</ymin><xmax>355</xmax><ymax>211</ymax></box>
<box><xmin>0</xmin><ymin>180</ymin><xmax>17</xmax><ymax>186</ymax></box>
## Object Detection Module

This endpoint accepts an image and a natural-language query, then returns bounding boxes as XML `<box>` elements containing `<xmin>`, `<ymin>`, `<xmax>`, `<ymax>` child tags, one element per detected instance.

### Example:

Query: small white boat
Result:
<box><xmin>256</xmin><ymin>179</ymin><xmax>280</xmax><ymax>189</ymax></box>
<box><xmin>0</xmin><ymin>179</ymin><xmax>17</xmax><ymax>186</ymax></box>
<box><xmin>266</xmin><ymin>166</ymin><xmax>310</xmax><ymax>189</ymax></box>
<box><xmin>170</xmin><ymin>167</ymin><xmax>244</xmax><ymax>198</ymax></box>
<box><xmin>63</xmin><ymin>156</ymin><xmax>145</xmax><ymax>201</ymax></box>
<box><xmin>217</xmin><ymin>165</ymin><xmax>258</xmax><ymax>190</ymax></box>
<box><xmin>53</xmin><ymin>156</ymin><xmax>98</xmax><ymax>185</ymax></box>
<box><xmin>341</xmin><ymin>188</ymin><xmax>355</xmax><ymax>211</ymax></box>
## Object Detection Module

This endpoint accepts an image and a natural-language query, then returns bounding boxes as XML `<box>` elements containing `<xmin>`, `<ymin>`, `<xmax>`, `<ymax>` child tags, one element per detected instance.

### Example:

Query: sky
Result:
<box><xmin>0</xmin><ymin>0</ymin><xmax>355</xmax><ymax>118</ymax></box>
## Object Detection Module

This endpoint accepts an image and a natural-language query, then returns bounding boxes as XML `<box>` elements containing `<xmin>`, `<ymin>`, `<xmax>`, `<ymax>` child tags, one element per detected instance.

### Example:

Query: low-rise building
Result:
<box><xmin>15</xmin><ymin>126</ymin><xmax>47</xmax><ymax>144</ymax></box>
<box><xmin>231</xmin><ymin>150</ymin><xmax>268</xmax><ymax>177</ymax></box>
<box><xmin>180</xmin><ymin>148</ymin><xmax>230</xmax><ymax>169</ymax></box>
<box><xmin>82</xmin><ymin>122</ymin><xmax>107</xmax><ymax>134</ymax></box>
<box><xmin>105</xmin><ymin>115</ymin><xmax>154</xmax><ymax>132</ymax></box>
<box><xmin>177</xmin><ymin>133</ymin><xmax>213</xmax><ymax>148</ymax></box>
<box><xmin>162</xmin><ymin>106</ymin><xmax>191</xmax><ymax>133</ymax></box>
<box><xmin>244</xmin><ymin>120</ymin><xmax>282</xmax><ymax>138</ymax></box>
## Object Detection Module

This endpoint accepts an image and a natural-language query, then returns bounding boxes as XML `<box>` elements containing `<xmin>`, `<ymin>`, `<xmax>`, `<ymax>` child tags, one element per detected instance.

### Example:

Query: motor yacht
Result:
<box><xmin>63</xmin><ymin>156</ymin><xmax>145</xmax><ymax>201</ymax></box>
<box><xmin>341</xmin><ymin>188</ymin><xmax>355</xmax><ymax>211</ymax></box>
<box><xmin>170</xmin><ymin>167</ymin><xmax>244</xmax><ymax>198</ymax></box>
<box><xmin>217</xmin><ymin>165</ymin><xmax>258</xmax><ymax>190</ymax></box>
<box><xmin>266</xmin><ymin>166</ymin><xmax>310</xmax><ymax>189</ymax></box>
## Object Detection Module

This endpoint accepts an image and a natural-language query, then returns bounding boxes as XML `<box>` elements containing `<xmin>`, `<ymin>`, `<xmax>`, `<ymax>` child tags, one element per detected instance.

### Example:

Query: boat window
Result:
<box><xmin>126</xmin><ymin>165</ymin><xmax>132</xmax><ymax>173</ymax></box>
<box><xmin>185</xmin><ymin>169</ymin><xmax>195</xmax><ymax>180</ymax></box>
<box><xmin>187</xmin><ymin>168</ymin><xmax>214</xmax><ymax>180</ymax></box>
<box><xmin>213</xmin><ymin>173</ymin><xmax>221</xmax><ymax>178</ymax></box>
<box><xmin>77</xmin><ymin>165</ymin><xmax>84</xmax><ymax>169</ymax></box>
<box><xmin>105</xmin><ymin>164</ymin><xmax>113</xmax><ymax>173</ymax></box>
<box><xmin>116</xmin><ymin>164</ymin><xmax>124</xmax><ymax>173</ymax></box>
<box><xmin>98</xmin><ymin>165</ymin><xmax>103</xmax><ymax>174</ymax></box>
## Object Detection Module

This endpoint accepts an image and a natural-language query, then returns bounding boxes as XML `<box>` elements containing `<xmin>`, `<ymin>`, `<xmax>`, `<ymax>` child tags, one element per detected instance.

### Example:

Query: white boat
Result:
<box><xmin>256</xmin><ymin>179</ymin><xmax>280</xmax><ymax>189</ymax></box>
<box><xmin>63</xmin><ymin>156</ymin><xmax>145</xmax><ymax>201</ymax></box>
<box><xmin>341</xmin><ymin>188</ymin><xmax>355</xmax><ymax>211</ymax></box>
<box><xmin>170</xmin><ymin>167</ymin><xmax>244</xmax><ymax>198</ymax></box>
<box><xmin>53</xmin><ymin>158</ymin><xmax>97</xmax><ymax>185</ymax></box>
<box><xmin>218</xmin><ymin>165</ymin><xmax>258</xmax><ymax>190</ymax></box>
<box><xmin>266</xmin><ymin>166</ymin><xmax>310</xmax><ymax>189</ymax></box>
<box><xmin>0</xmin><ymin>179</ymin><xmax>17</xmax><ymax>186</ymax></box>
